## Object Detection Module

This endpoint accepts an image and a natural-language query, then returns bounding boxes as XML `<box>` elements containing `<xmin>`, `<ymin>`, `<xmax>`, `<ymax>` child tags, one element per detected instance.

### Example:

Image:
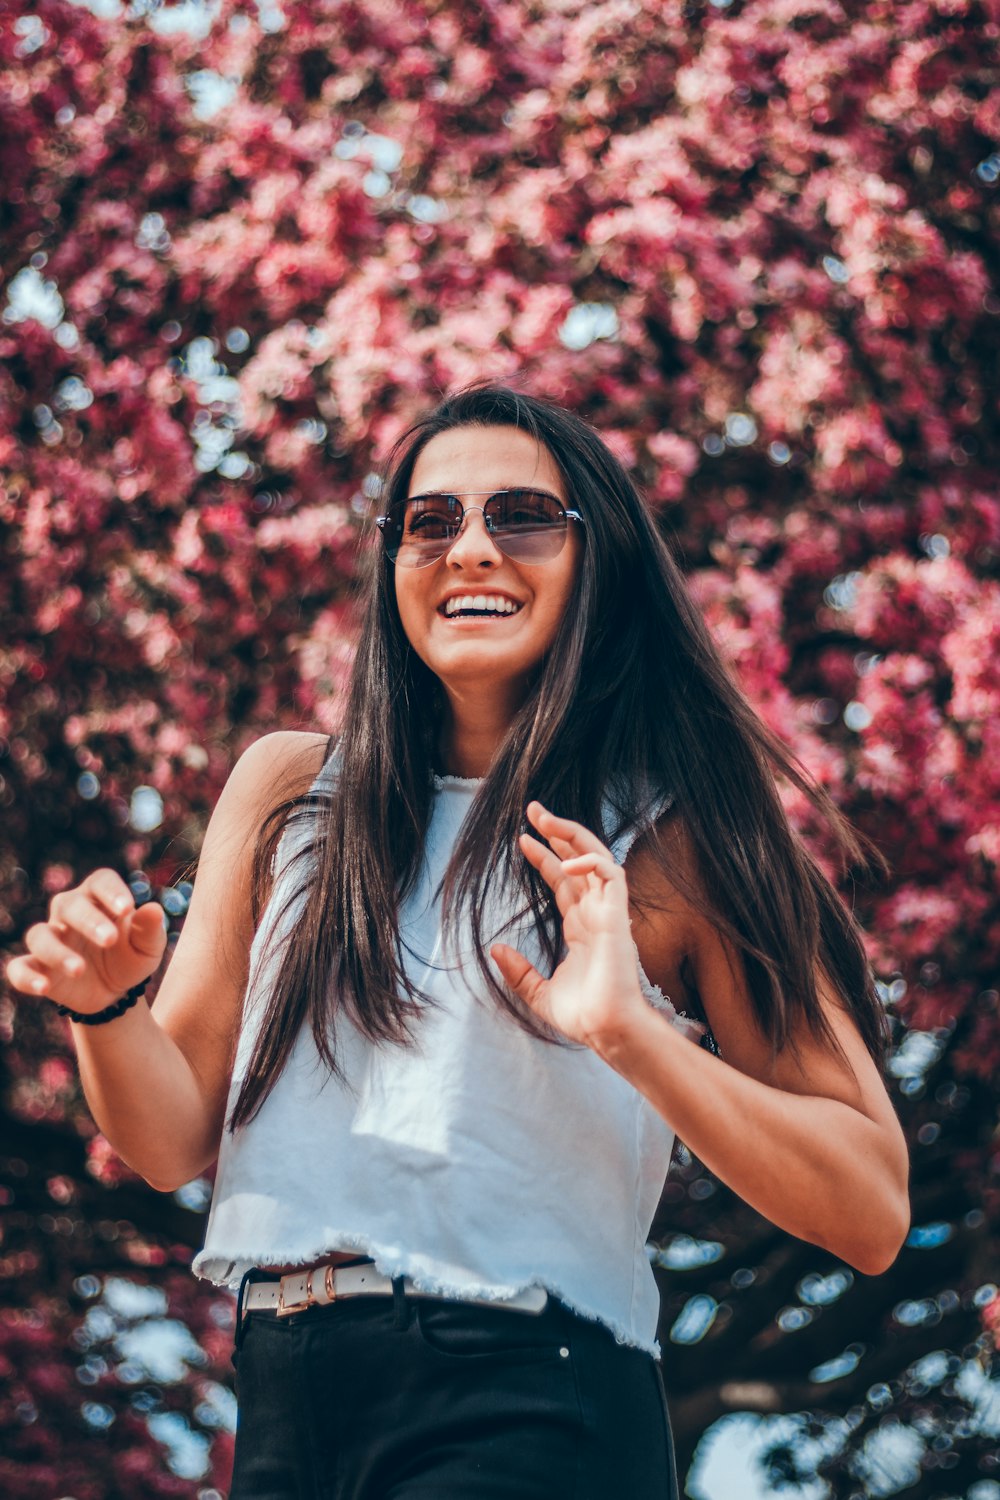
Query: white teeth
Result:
<box><xmin>443</xmin><ymin>595</ymin><xmax>521</xmax><ymax>617</ymax></box>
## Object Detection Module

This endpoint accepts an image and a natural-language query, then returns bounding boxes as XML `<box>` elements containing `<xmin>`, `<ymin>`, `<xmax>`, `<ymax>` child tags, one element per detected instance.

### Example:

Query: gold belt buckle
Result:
<box><xmin>276</xmin><ymin>1265</ymin><xmax>323</xmax><ymax>1318</ymax></box>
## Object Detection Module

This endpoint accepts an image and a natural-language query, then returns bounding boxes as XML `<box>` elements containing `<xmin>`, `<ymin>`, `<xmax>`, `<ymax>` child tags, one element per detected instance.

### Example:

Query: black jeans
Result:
<box><xmin>230</xmin><ymin>1270</ymin><xmax>680</xmax><ymax>1499</ymax></box>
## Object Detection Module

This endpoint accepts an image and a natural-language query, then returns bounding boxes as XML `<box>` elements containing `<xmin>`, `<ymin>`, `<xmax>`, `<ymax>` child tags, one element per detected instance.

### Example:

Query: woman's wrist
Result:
<box><xmin>586</xmin><ymin>995</ymin><xmax>675</xmax><ymax>1073</ymax></box>
<box><xmin>52</xmin><ymin>980</ymin><xmax>148</xmax><ymax>1026</ymax></box>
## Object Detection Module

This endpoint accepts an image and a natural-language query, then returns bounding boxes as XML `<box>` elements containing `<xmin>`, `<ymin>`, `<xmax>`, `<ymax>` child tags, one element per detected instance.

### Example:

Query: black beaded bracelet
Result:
<box><xmin>53</xmin><ymin>981</ymin><xmax>148</xmax><ymax>1025</ymax></box>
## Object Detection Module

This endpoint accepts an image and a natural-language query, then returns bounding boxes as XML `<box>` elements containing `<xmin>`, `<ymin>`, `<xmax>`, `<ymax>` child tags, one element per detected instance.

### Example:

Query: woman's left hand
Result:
<box><xmin>490</xmin><ymin>801</ymin><xmax>648</xmax><ymax>1049</ymax></box>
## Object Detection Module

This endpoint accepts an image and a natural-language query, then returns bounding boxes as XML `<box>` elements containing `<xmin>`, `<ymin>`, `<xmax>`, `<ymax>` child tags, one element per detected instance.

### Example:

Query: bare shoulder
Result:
<box><xmin>186</xmin><ymin>731</ymin><xmax>329</xmax><ymax>896</ymax></box>
<box><xmin>192</xmin><ymin>728</ymin><xmax>331</xmax><ymax>943</ymax></box>
<box><xmin>239</xmin><ymin>727</ymin><xmax>330</xmax><ymax>779</ymax></box>
<box><xmin>228</xmin><ymin>729</ymin><xmax>331</xmax><ymax>814</ymax></box>
<box><xmin>625</xmin><ymin>809</ymin><xmax>704</xmax><ymax>1014</ymax></box>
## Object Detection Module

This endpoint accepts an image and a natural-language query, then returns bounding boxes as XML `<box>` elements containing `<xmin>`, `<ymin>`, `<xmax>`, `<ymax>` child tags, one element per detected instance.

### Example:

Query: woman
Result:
<box><xmin>8</xmin><ymin>382</ymin><xmax>910</xmax><ymax>1499</ymax></box>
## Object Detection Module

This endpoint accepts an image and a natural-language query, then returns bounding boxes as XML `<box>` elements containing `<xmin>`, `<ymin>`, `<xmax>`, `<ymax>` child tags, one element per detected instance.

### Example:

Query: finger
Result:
<box><xmin>81</xmin><ymin>869</ymin><xmax>136</xmax><ymax>919</ymax></box>
<box><xmin>527</xmin><ymin>818</ymin><xmax>611</xmax><ymax>871</ymax></box>
<box><xmin>52</xmin><ymin>893</ymin><xmax>121</xmax><ymax>949</ymax></box>
<box><xmin>22</xmin><ymin>923</ymin><xmax>88</xmax><ymax>977</ymax></box>
<box><xmin>50</xmin><ymin>876</ymin><xmax>132</xmax><ymax>936</ymax></box>
<box><xmin>560</xmin><ymin>852</ymin><xmax>625</xmax><ymax>886</ymax></box>
<box><xmin>490</xmin><ymin>943</ymin><xmax>547</xmax><ymax>1011</ymax></box>
<box><xmin>526</xmin><ymin>802</ymin><xmax>612</xmax><ymax>860</ymax></box>
<box><xmin>6</xmin><ymin>954</ymin><xmax>56</xmax><ymax>997</ymax></box>
<box><xmin>556</xmin><ymin>855</ymin><xmax>626</xmax><ymax>916</ymax></box>
<box><xmin>518</xmin><ymin>833</ymin><xmax>587</xmax><ymax>914</ymax></box>
<box><xmin>123</xmin><ymin>901</ymin><xmax>168</xmax><ymax>958</ymax></box>
<box><xmin>518</xmin><ymin>831</ymin><xmax>569</xmax><ymax>888</ymax></box>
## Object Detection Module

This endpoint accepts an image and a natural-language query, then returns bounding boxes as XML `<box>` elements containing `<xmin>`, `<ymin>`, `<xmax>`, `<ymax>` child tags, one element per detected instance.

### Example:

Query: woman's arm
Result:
<box><xmin>6</xmin><ymin>730</ymin><xmax>328</xmax><ymax>1192</ymax></box>
<box><xmin>492</xmin><ymin>803</ymin><xmax>910</xmax><ymax>1276</ymax></box>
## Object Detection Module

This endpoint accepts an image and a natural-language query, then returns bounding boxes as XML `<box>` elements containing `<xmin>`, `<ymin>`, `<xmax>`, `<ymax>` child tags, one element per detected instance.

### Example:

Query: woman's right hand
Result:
<box><xmin>5</xmin><ymin>870</ymin><xmax>167</xmax><ymax>1015</ymax></box>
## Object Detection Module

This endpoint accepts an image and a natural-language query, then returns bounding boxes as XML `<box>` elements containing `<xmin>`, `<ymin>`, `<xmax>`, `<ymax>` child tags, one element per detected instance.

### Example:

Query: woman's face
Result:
<box><xmin>393</xmin><ymin>425</ymin><xmax>583</xmax><ymax>705</ymax></box>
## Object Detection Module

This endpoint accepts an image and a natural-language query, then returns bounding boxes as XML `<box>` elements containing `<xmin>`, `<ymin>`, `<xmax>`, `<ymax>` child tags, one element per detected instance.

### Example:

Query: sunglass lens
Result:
<box><xmin>385</xmin><ymin>496</ymin><xmax>459</xmax><ymax>566</ymax></box>
<box><xmin>488</xmin><ymin>489</ymin><xmax>568</xmax><ymax>562</ymax></box>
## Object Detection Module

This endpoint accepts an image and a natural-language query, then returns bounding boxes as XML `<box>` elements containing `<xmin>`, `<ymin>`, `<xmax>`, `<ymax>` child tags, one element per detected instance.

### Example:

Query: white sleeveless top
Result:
<box><xmin>193</xmin><ymin>765</ymin><xmax>707</xmax><ymax>1355</ymax></box>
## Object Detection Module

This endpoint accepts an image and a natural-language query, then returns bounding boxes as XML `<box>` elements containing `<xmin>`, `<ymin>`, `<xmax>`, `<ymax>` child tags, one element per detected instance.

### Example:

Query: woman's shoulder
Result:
<box><xmin>624</xmin><ymin>809</ymin><xmax>700</xmax><ymax>947</ymax></box>
<box><xmin>227</xmin><ymin>733</ymin><xmax>333</xmax><ymax>902</ymax></box>
<box><xmin>233</xmin><ymin>730</ymin><xmax>332</xmax><ymax>810</ymax></box>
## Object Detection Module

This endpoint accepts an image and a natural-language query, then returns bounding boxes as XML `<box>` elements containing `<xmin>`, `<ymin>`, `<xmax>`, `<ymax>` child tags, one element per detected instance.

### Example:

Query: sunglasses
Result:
<box><xmin>376</xmin><ymin>489</ymin><xmax>584</xmax><ymax>569</ymax></box>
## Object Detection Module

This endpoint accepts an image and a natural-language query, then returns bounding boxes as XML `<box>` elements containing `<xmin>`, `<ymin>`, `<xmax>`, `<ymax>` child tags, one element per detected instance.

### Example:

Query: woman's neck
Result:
<box><xmin>439</xmin><ymin>684</ymin><xmax>520</xmax><ymax>778</ymax></box>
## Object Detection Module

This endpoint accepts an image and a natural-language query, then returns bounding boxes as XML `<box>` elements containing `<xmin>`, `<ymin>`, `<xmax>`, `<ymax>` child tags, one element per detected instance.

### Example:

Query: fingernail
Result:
<box><xmin>32</xmin><ymin>978</ymin><xmax>47</xmax><ymax>993</ymax></box>
<box><xmin>113</xmin><ymin>897</ymin><xmax>129</xmax><ymax>914</ymax></box>
<box><xmin>64</xmin><ymin>957</ymin><xmax>84</xmax><ymax>975</ymax></box>
<box><xmin>96</xmin><ymin>923</ymin><xmax>116</xmax><ymax>943</ymax></box>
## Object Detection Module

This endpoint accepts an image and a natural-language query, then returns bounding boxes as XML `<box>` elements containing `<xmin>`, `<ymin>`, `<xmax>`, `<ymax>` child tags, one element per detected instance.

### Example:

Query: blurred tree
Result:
<box><xmin>0</xmin><ymin>0</ymin><xmax>997</xmax><ymax>1494</ymax></box>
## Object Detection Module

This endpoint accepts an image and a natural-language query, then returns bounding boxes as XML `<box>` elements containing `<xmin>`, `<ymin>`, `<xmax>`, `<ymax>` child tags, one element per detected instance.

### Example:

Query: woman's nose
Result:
<box><xmin>444</xmin><ymin>507</ymin><xmax>504</xmax><ymax>568</ymax></box>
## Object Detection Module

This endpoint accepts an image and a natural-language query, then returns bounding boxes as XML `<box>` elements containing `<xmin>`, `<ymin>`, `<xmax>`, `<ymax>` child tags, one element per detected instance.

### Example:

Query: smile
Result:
<box><xmin>440</xmin><ymin>594</ymin><xmax>523</xmax><ymax>618</ymax></box>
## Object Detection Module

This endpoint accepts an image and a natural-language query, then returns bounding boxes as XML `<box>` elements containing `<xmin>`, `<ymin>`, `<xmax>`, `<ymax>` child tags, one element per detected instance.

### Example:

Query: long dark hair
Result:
<box><xmin>229</xmin><ymin>379</ymin><xmax>890</xmax><ymax>1131</ymax></box>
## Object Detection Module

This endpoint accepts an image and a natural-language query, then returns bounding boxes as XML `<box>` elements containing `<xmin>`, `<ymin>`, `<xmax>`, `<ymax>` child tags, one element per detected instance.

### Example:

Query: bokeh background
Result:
<box><xmin>1</xmin><ymin>1</ymin><xmax>999</xmax><ymax>1495</ymax></box>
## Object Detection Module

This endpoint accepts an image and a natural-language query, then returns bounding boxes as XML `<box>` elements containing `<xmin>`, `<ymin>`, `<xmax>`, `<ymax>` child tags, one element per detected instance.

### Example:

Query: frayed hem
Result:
<box><xmin>635</xmin><ymin>963</ymin><xmax>708</xmax><ymax>1042</ymax></box>
<box><xmin>192</xmin><ymin>1230</ymin><xmax>398</xmax><ymax>1291</ymax></box>
<box><xmin>191</xmin><ymin>1240</ymin><xmax>660</xmax><ymax>1356</ymax></box>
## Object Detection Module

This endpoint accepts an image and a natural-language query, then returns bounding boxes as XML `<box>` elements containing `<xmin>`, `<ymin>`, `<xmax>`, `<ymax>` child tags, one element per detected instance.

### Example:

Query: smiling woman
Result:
<box><xmin>393</xmin><ymin>428</ymin><xmax>585</xmax><ymax>751</ymax></box>
<box><xmin>7</xmin><ymin>380</ymin><xmax>909</xmax><ymax>1500</ymax></box>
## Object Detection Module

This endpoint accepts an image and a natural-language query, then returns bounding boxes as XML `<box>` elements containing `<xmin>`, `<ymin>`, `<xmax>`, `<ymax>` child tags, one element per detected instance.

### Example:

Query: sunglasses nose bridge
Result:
<box><xmin>454</xmin><ymin>503</ymin><xmax>489</xmax><ymax>530</ymax></box>
<box><xmin>445</xmin><ymin>503</ymin><xmax>502</xmax><ymax>557</ymax></box>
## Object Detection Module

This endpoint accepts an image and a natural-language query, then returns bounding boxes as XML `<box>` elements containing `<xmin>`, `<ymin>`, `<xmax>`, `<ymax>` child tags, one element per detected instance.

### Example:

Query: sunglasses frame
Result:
<box><xmin>376</xmin><ymin>489</ymin><xmax>585</xmax><ymax>569</ymax></box>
